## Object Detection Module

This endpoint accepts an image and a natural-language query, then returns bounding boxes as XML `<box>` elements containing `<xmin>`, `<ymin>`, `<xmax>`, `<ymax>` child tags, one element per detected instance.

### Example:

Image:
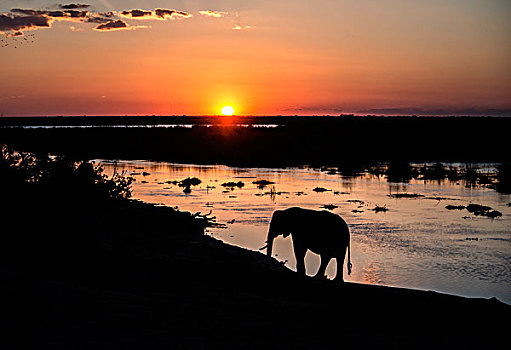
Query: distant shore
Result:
<box><xmin>1</xmin><ymin>114</ymin><xmax>510</xmax><ymax>127</ymax></box>
<box><xmin>1</xmin><ymin>116</ymin><xmax>510</xmax><ymax>166</ymax></box>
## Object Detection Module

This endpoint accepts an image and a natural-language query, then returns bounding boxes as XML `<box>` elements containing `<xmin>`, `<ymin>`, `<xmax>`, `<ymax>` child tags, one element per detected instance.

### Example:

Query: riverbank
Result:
<box><xmin>2</xmin><ymin>201</ymin><xmax>509</xmax><ymax>350</ymax></box>
<box><xmin>2</xmin><ymin>244</ymin><xmax>508</xmax><ymax>349</ymax></box>
<box><xmin>0</xmin><ymin>147</ymin><xmax>509</xmax><ymax>349</ymax></box>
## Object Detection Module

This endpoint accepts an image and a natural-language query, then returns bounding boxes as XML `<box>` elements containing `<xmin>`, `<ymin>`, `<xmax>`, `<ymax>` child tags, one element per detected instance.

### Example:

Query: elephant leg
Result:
<box><xmin>293</xmin><ymin>241</ymin><xmax>307</xmax><ymax>276</ymax></box>
<box><xmin>334</xmin><ymin>253</ymin><xmax>346</xmax><ymax>282</ymax></box>
<box><xmin>314</xmin><ymin>255</ymin><xmax>331</xmax><ymax>279</ymax></box>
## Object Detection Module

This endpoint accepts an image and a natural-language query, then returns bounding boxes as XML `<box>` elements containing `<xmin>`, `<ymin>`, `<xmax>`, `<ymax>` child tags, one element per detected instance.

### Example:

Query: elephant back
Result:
<box><xmin>289</xmin><ymin>208</ymin><xmax>350</xmax><ymax>255</ymax></box>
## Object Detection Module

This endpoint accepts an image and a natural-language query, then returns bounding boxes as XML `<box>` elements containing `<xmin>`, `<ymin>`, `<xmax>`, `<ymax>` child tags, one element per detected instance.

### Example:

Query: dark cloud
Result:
<box><xmin>121</xmin><ymin>9</ymin><xmax>153</xmax><ymax>18</ymax></box>
<box><xmin>59</xmin><ymin>10</ymin><xmax>89</xmax><ymax>18</ymax></box>
<box><xmin>10</xmin><ymin>8</ymin><xmax>88</xmax><ymax>19</ymax></box>
<box><xmin>59</xmin><ymin>4</ymin><xmax>90</xmax><ymax>10</ymax></box>
<box><xmin>86</xmin><ymin>12</ymin><xmax>115</xmax><ymax>24</ymax></box>
<box><xmin>10</xmin><ymin>9</ymin><xmax>41</xmax><ymax>16</ymax></box>
<box><xmin>100</xmin><ymin>12</ymin><xmax>115</xmax><ymax>18</ymax></box>
<box><xmin>94</xmin><ymin>19</ymin><xmax>128</xmax><ymax>31</ymax></box>
<box><xmin>0</xmin><ymin>13</ymin><xmax>52</xmax><ymax>32</ymax></box>
<box><xmin>119</xmin><ymin>8</ymin><xmax>192</xmax><ymax>20</ymax></box>
<box><xmin>1</xmin><ymin>6</ymin><xmax>191</xmax><ymax>36</ymax></box>
<box><xmin>154</xmin><ymin>9</ymin><xmax>191</xmax><ymax>19</ymax></box>
<box><xmin>3</xmin><ymin>7</ymin><xmax>109</xmax><ymax>33</ymax></box>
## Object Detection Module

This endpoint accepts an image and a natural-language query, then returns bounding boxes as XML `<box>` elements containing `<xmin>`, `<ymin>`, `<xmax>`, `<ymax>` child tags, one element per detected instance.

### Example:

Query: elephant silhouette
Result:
<box><xmin>264</xmin><ymin>207</ymin><xmax>352</xmax><ymax>281</ymax></box>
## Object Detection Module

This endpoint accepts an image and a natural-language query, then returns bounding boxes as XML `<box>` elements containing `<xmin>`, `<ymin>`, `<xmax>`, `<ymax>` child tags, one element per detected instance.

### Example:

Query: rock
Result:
<box><xmin>388</xmin><ymin>193</ymin><xmax>425</xmax><ymax>198</ymax></box>
<box><xmin>466</xmin><ymin>204</ymin><xmax>492</xmax><ymax>213</ymax></box>
<box><xmin>179</xmin><ymin>177</ymin><xmax>202</xmax><ymax>187</ymax></box>
<box><xmin>222</xmin><ymin>181</ymin><xmax>245</xmax><ymax>188</ymax></box>
<box><xmin>313</xmin><ymin>187</ymin><xmax>331</xmax><ymax>192</ymax></box>
<box><xmin>485</xmin><ymin>210</ymin><xmax>502</xmax><ymax>218</ymax></box>
<box><xmin>371</xmin><ymin>205</ymin><xmax>388</xmax><ymax>212</ymax></box>
<box><xmin>445</xmin><ymin>205</ymin><xmax>466</xmax><ymax>210</ymax></box>
<box><xmin>252</xmin><ymin>179</ymin><xmax>275</xmax><ymax>189</ymax></box>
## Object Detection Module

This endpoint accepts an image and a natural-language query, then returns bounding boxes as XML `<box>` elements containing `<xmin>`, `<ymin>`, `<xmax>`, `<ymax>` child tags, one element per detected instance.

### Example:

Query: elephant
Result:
<box><xmin>263</xmin><ymin>207</ymin><xmax>352</xmax><ymax>281</ymax></box>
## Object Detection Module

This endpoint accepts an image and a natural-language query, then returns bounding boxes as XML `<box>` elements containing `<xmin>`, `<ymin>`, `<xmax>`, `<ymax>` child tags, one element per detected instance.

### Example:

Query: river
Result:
<box><xmin>100</xmin><ymin>160</ymin><xmax>511</xmax><ymax>304</ymax></box>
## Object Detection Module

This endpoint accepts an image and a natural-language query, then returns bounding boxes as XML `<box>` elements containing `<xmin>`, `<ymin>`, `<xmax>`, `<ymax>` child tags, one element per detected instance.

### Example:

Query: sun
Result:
<box><xmin>221</xmin><ymin>106</ymin><xmax>235</xmax><ymax>116</ymax></box>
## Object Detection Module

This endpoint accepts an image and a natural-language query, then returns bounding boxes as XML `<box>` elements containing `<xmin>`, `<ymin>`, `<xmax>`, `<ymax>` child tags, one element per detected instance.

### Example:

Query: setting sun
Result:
<box><xmin>221</xmin><ymin>106</ymin><xmax>235</xmax><ymax>116</ymax></box>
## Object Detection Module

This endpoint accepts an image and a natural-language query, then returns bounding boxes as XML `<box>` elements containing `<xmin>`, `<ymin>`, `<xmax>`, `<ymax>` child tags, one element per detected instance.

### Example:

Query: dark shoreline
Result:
<box><xmin>1</xmin><ymin>115</ymin><xmax>510</xmax><ymax>126</ymax></box>
<box><xmin>1</xmin><ymin>116</ymin><xmax>510</xmax><ymax>166</ymax></box>
<box><xmin>2</xmin><ymin>197</ymin><xmax>509</xmax><ymax>349</ymax></box>
<box><xmin>2</xmin><ymin>196</ymin><xmax>509</xmax><ymax>349</ymax></box>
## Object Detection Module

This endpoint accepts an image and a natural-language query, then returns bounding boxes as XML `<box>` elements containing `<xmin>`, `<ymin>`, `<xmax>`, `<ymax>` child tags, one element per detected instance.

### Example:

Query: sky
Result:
<box><xmin>0</xmin><ymin>0</ymin><xmax>510</xmax><ymax>116</ymax></box>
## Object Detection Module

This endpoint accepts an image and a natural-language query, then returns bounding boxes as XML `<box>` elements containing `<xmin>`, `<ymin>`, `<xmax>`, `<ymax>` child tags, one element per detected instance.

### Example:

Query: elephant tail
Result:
<box><xmin>347</xmin><ymin>235</ymin><xmax>352</xmax><ymax>275</ymax></box>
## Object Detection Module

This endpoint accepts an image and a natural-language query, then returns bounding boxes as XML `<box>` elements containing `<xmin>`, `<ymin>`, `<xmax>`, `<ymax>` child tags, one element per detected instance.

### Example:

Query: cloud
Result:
<box><xmin>10</xmin><ymin>8</ymin><xmax>89</xmax><ymax>23</ymax></box>
<box><xmin>94</xmin><ymin>19</ymin><xmax>127</xmax><ymax>31</ymax></box>
<box><xmin>86</xmin><ymin>11</ymin><xmax>115</xmax><ymax>24</ymax></box>
<box><xmin>154</xmin><ymin>9</ymin><xmax>191</xmax><ymax>20</ymax></box>
<box><xmin>54</xmin><ymin>10</ymin><xmax>89</xmax><ymax>19</ymax></box>
<box><xmin>199</xmin><ymin>10</ymin><xmax>228</xmax><ymax>18</ymax></box>
<box><xmin>10</xmin><ymin>9</ymin><xmax>44</xmax><ymax>16</ymax></box>
<box><xmin>94</xmin><ymin>19</ymin><xmax>149</xmax><ymax>32</ymax></box>
<box><xmin>59</xmin><ymin>4</ymin><xmax>91</xmax><ymax>10</ymax></box>
<box><xmin>11</xmin><ymin>9</ymin><xmax>89</xmax><ymax>19</ymax></box>
<box><xmin>232</xmin><ymin>24</ymin><xmax>252</xmax><ymax>30</ymax></box>
<box><xmin>120</xmin><ymin>9</ymin><xmax>153</xmax><ymax>19</ymax></box>
<box><xmin>118</xmin><ymin>9</ymin><xmax>192</xmax><ymax>20</ymax></box>
<box><xmin>0</xmin><ymin>13</ymin><xmax>52</xmax><ymax>32</ymax></box>
<box><xmin>1</xmin><ymin>6</ymin><xmax>190</xmax><ymax>36</ymax></box>
<box><xmin>283</xmin><ymin>106</ymin><xmax>345</xmax><ymax>114</ymax></box>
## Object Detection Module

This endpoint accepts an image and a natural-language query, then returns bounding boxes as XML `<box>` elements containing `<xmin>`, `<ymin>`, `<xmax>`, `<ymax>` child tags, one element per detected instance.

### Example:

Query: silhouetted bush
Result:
<box><xmin>0</xmin><ymin>146</ymin><xmax>138</xmax><ymax>279</ymax></box>
<box><xmin>1</xmin><ymin>146</ymin><xmax>215</xmax><ymax>282</ymax></box>
<box><xmin>386</xmin><ymin>162</ymin><xmax>417</xmax><ymax>183</ymax></box>
<box><xmin>495</xmin><ymin>163</ymin><xmax>511</xmax><ymax>194</ymax></box>
<box><xmin>1</xmin><ymin>145</ymin><xmax>133</xmax><ymax>202</ymax></box>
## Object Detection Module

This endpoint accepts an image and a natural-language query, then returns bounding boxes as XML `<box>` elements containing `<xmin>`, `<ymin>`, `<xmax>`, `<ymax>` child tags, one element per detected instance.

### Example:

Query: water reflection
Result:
<box><xmin>4</xmin><ymin>124</ymin><xmax>280</xmax><ymax>129</ymax></box>
<box><xmin>100</xmin><ymin>160</ymin><xmax>511</xmax><ymax>303</ymax></box>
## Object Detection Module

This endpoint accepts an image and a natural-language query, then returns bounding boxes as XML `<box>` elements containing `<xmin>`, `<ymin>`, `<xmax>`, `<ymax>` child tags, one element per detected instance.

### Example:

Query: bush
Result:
<box><xmin>1</xmin><ymin>144</ymin><xmax>133</xmax><ymax>202</ymax></box>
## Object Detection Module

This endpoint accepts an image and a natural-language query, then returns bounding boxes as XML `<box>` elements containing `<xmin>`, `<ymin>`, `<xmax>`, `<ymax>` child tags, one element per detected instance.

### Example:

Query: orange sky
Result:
<box><xmin>1</xmin><ymin>1</ymin><xmax>510</xmax><ymax>116</ymax></box>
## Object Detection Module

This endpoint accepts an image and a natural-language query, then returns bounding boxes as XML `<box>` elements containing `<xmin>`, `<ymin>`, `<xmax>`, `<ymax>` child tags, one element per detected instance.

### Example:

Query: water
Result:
<box><xmin>1</xmin><ymin>124</ymin><xmax>279</xmax><ymax>129</ymax></box>
<box><xmin>100</xmin><ymin>160</ymin><xmax>511</xmax><ymax>303</ymax></box>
